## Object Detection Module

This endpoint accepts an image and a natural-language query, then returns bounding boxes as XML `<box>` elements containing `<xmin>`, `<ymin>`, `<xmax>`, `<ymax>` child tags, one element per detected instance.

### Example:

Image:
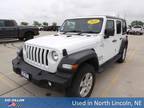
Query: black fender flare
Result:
<box><xmin>58</xmin><ymin>49</ymin><xmax>99</xmax><ymax>72</ymax></box>
<box><xmin>119</xmin><ymin>36</ymin><xmax>128</xmax><ymax>54</ymax></box>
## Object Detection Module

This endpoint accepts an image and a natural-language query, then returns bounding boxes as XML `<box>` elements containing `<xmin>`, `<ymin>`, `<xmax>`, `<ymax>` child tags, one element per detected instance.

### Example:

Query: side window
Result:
<box><xmin>122</xmin><ymin>21</ymin><xmax>127</xmax><ymax>34</ymax></box>
<box><xmin>106</xmin><ymin>20</ymin><xmax>115</xmax><ymax>36</ymax></box>
<box><xmin>116</xmin><ymin>21</ymin><xmax>121</xmax><ymax>34</ymax></box>
<box><xmin>4</xmin><ymin>20</ymin><xmax>15</xmax><ymax>27</ymax></box>
<box><xmin>0</xmin><ymin>21</ymin><xmax>5</xmax><ymax>27</ymax></box>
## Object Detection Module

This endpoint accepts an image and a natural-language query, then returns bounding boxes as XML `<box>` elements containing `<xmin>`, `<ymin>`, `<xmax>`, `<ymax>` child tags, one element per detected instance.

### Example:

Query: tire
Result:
<box><xmin>25</xmin><ymin>32</ymin><xmax>34</xmax><ymax>41</ymax></box>
<box><xmin>18</xmin><ymin>37</ymin><xmax>24</xmax><ymax>41</ymax></box>
<box><xmin>66</xmin><ymin>63</ymin><xmax>96</xmax><ymax>97</ymax></box>
<box><xmin>26</xmin><ymin>36</ymin><xmax>33</xmax><ymax>41</ymax></box>
<box><xmin>138</xmin><ymin>32</ymin><xmax>141</xmax><ymax>35</ymax></box>
<box><xmin>117</xmin><ymin>47</ymin><xmax>127</xmax><ymax>63</ymax></box>
<box><xmin>137</xmin><ymin>32</ymin><xmax>140</xmax><ymax>35</ymax></box>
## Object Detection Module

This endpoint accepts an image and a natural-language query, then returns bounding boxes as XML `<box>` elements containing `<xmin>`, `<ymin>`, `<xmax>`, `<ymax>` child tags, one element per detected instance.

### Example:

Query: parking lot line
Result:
<box><xmin>0</xmin><ymin>72</ymin><xmax>36</xmax><ymax>96</ymax></box>
<box><xmin>0</xmin><ymin>74</ymin><xmax>18</xmax><ymax>90</ymax></box>
<box><xmin>126</xmin><ymin>47</ymin><xmax>137</xmax><ymax>62</ymax></box>
<box><xmin>99</xmin><ymin>70</ymin><xmax>120</xmax><ymax>97</ymax></box>
<box><xmin>0</xmin><ymin>73</ymin><xmax>16</xmax><ymax>88</ymax></box>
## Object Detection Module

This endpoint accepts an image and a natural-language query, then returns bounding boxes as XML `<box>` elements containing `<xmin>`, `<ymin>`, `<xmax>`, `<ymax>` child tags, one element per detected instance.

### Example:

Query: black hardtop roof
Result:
<box><xmin>0</xmin><ymin>19</ymin><xmax>15</xmax><ymax>21</ymax></box>
<box><xmin>106</xmin><ymin>16</ymin><xmax>126</xmax><ymax>21</ymax></box>
<box><xmin>66</xmin><ymin>15</ymin><xmax>126</xmax><ymax>22</ymax></box>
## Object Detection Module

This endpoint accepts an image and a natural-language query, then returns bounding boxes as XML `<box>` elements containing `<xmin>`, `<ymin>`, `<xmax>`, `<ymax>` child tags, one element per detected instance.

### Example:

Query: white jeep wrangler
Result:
<box><xmin>12</xmin><ymin>16</ymin><xmax>128</xmax><ymax>97</ymax></box>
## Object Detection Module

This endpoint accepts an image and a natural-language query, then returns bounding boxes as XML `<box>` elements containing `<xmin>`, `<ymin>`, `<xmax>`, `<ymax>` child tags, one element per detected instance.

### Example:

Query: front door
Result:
<box><xmin>103</xmin><ymin>20</ymin><xmax>116</xmax><ymax>63</ymax></box>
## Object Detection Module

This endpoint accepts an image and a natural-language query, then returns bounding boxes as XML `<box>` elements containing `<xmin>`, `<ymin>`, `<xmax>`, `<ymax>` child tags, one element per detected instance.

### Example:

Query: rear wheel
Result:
<box><xmin>66</xmin><ymin>64</ymin><xmax>95</xmax><ymax>97</ymax></box>
<box><xmin>18</xmin><ymin>37</ymin><xmax>24</xmax><ymax>41</ymax></box>
<box><xmin>25</xmin><ymin>32</ymin><xmax>34</xmax><ymax>41</ymax></box>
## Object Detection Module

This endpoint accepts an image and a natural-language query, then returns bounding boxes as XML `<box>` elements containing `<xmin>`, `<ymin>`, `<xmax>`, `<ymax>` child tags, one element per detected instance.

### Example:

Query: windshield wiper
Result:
<box><xmin>62</xmin><ymin>30</ymin><xmax>99</xmax><ymax>35</ymax></box>
<box><xmin>82</xmin><ymin>31</ymin><xmax>98</xmax><ymax>34</ymax></box>
<box><xmin>62</xmin><ymin>30</ymin><xmax>83</xmax><ymax>35</ymax></box>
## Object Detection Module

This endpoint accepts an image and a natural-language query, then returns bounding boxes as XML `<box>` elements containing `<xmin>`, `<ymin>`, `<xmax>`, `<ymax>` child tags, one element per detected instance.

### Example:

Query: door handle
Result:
<box><xmin>112</xmin><ymin>40</ymin><xmax>117</xmax><ymax>42</ymax></box>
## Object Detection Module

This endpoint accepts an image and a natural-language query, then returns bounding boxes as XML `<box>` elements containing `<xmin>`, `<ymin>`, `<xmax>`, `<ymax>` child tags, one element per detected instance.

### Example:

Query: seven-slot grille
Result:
<box><xmin>24</xmin><ymin>45</ymin><xmax>49</xmax><ymax>66</ymax></box>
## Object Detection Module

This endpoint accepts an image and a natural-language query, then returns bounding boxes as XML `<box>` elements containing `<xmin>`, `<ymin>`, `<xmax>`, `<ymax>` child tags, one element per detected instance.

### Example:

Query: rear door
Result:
<box><xmin>115</xmin><ymin>20</ymin><xmax>127</xmax><ymax>54</ymax></box>
<box><xmin>114</xmin><ymin>20</ymin><xmax>122</xmax><ymax>54</ymax></box>
<box><xmin>0</xmin><ymin>20</ymin><xmax>5</xmax><ymax>38</ymax></box>
<box><xmin>3</xmin><ymin>20</ymin><xmax>18</xmax><ymax>38</ymax></box>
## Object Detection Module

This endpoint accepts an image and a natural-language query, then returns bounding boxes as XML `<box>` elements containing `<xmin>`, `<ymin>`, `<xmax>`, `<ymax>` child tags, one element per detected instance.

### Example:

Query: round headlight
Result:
<box><xmin>51</xmin><ymin>51</ymin><xmax>59</xmax><ymax>61</ymax></box>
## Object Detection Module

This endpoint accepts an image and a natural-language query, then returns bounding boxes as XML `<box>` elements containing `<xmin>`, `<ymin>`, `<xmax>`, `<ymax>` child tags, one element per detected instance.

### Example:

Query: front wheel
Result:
<box><xmin>66</xmin><ymin>64</ymin><xmax>95</xmax><ymax>97</ymax></box>
<box><xmin>117</xmin><ymin>47</ymin><xmax>127</xmax><ymax>63</ymax></box>
<box><xmin>25</xmin><ymin>35</ymin><xmax>34</xmax><ymax>41</ymax></box>
<box><xmin>25</xmin><ymin>32</ymin><xmax>34</xmax><ymax>41</ymax></box>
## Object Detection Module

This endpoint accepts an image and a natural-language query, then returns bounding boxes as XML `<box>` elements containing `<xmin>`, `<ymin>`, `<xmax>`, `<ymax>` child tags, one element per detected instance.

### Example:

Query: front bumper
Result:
<box><xmin>12</xmin><ymin>57</ymin><xmax>74</xmax><ymax>88</ymax></box>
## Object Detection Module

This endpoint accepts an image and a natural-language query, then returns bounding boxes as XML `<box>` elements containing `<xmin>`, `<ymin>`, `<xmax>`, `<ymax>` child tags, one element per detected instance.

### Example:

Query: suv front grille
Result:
<box><xmin>24</xmin><ymin>45</ymin><xmax>49</xmax><ymax>66</ymax></box>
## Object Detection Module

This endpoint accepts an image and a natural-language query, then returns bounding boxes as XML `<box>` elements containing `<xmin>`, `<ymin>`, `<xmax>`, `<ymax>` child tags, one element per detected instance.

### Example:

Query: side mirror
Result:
<box><xmin>104</xmin><ymin>29</ymin><xmax>114</xmax><ymax>39</ymax></box>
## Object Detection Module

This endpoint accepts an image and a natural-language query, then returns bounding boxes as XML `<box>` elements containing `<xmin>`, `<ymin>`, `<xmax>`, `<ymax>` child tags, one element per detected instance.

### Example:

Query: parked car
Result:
<box><xmin>43</xmin><ymin>26</ymin><xmax>60</xmax><ymax>31</ymax></box>
<box><xmin>12</xmin><ymin>16</ymin><xmax>128</xmax><ymax>97</ymax></box>
<box><xmin>38</xmin><ymin>26</ymin><xmax>43</xmax><ymax>31</ymax></box>
<box><xmin>127</xmin><ymin>29</ymin><xmax>134</xmax><ymax>35</ymax></box>
<box><xmin>131</xmin><ymin>25</ymin><xmax>143</xmax><ymax>35</ymax></box>
<box><xmin>0</xmin><ymin>19</ymin><xmax>39</xmax><ymax>40</ymax></box>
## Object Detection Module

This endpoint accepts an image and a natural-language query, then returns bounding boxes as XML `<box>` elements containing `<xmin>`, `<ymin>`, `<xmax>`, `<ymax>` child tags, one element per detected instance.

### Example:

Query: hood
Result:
<box><xmin>25</xmin><ymin>34</ymin><xmax>100</xmax><ymax>54</ymax></box>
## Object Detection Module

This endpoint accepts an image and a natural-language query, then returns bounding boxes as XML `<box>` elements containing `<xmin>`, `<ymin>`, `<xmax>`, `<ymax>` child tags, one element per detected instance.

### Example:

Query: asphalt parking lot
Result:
<box><xmin>0</xmin><ymin>31</ymin><xmax>144</xmax><ymax>97</ymax></box>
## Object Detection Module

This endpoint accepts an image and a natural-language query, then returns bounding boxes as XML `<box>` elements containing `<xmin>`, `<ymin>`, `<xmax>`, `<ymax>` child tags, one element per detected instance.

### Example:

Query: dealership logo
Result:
<box><xmin>8</xmin><ymin>102</ymin><xmax>17</xmax><ymax>107</ymax></box>
<box><xmin>5</xmin><ymin>98</ymin><xmax>24</xmax><ymax>108</ymax></box>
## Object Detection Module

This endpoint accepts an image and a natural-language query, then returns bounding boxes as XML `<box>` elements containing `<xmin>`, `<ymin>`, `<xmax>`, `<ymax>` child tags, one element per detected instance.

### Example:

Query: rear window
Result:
<box><xmin>116</xmin><ymin>21</ymin><xmax>122</xmax><ymax>34</ymax></box>
<box><xmin>122</xmin><ymin>20</ymin><xmax>127</xmax><ymax>34</ymax></box>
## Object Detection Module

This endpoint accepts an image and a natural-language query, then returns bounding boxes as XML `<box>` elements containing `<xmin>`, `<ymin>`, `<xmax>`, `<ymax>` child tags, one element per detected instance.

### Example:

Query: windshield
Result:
<box><xmin>60</xmin><ymin>18</ymin><xmax>103</xmax><ymax>34</ymax></box>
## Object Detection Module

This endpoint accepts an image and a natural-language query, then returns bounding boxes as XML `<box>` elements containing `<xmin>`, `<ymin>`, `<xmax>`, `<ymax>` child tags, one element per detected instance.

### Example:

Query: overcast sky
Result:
<box><xmin>0</xmin><ymin>0</ymin><xmax>143</xmax><ymax>25</ymax></box>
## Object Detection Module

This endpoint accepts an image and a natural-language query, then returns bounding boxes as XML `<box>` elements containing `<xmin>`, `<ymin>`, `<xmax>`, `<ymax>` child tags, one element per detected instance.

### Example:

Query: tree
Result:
<box><xmin>21</xmin><ymin>22</ymin><xmax>29</xmax><ymax>26</ymax></box>
<box><xmin>131</xmin><ymin>20</ymin><xmax>144</xmax><ymax>27</ymax></box>
<box><xmin>52</xmin><ymin>22</ymin><xmax>57</xmax><ymax>26</ymax></box>
<box><xmin>33</xmin><ymin>21</ymin><xmax>41</xmax><ymax>27</ymax></box>
<box><xmin>43</xmin><ymin>22</ymin><xmax>48</xmax><ymax>27</ymax></box>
